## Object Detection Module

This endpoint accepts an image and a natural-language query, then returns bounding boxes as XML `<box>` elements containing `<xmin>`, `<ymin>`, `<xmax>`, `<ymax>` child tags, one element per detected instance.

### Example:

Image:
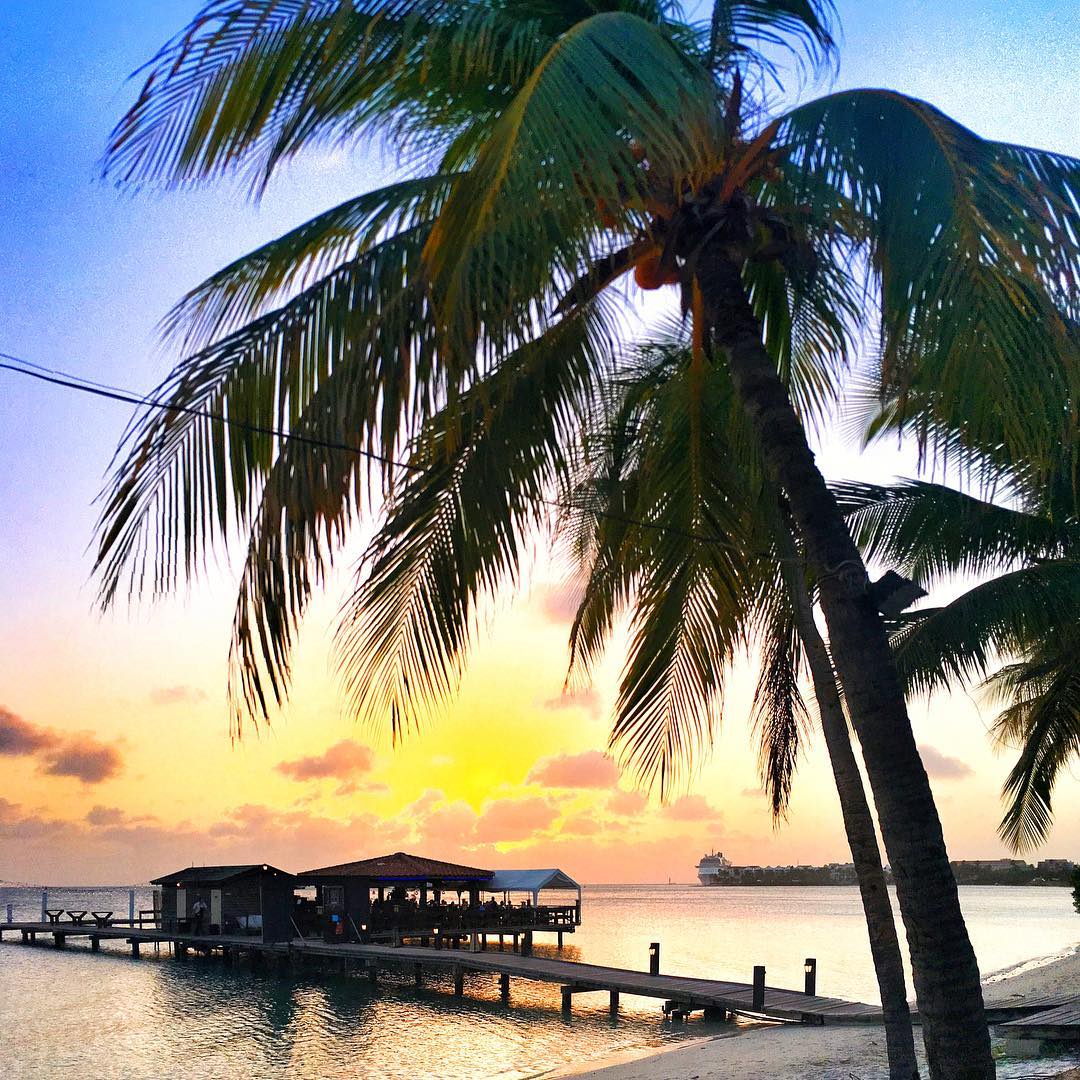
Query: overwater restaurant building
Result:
<box><xmin>298</xmin><ymin>851</ymin><xmax>581</xmax><ymax>943</ymax></box>
<box><xmin>151</xmin><ymin>864</ymin><xmax>295</xmax><ymax>942</ymax></box>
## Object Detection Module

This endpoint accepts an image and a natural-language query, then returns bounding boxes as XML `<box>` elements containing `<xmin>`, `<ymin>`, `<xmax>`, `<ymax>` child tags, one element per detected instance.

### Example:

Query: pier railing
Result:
<box><xmin>367</xmin><ymin>904</ymin><xmax>578</xmax><ymax>934</ymax></box>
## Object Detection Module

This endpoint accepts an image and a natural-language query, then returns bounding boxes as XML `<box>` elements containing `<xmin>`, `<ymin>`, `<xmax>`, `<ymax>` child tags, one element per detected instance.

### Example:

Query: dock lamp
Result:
<box><xmin>649</xmin><ymin>942</ymin><xmax>660</xmax><ymax>976</ymax></box>
<box><xmin>434</xmin><ymin>927</ymin><xmax>441</xmax><ymax>950</ymax></box>
<box><xmin>804</xmin><ymin>957</ymin><xmax>817</xmax><ymax>996</ymax></box>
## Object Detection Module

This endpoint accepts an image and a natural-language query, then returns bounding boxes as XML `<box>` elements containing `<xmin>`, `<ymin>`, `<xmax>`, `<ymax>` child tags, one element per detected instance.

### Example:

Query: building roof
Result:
<box><xmin>487</xmin><ymin>869</ymin><xmax>581</xmax><ymax>893</ymax></box>
<box><xmin>149</xmin><ymin>864</ymin><xmax>290</xmax><ymax>886</ymax></box>
<box><xmin>299</xmin><ymin>851</ymin><xmax>493</xmax><ymax>882</ymax></box>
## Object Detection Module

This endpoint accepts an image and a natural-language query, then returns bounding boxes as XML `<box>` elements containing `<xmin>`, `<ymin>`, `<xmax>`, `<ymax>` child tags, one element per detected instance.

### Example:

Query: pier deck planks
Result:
<box><xmin>998</xmin><ymin>1001</ymin><xmax>1080</xmax><ymax>1041</ymax></box>
<box><xmin>2</xmin><ymin>920</ymin><xmax>882</xmax><ymax>1025</ymax></box>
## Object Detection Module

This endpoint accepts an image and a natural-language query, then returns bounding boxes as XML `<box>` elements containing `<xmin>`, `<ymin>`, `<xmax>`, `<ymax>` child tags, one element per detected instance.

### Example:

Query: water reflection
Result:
<box><xmin>2</xmin><ymin>885</ymin><xmax>1077</xmax><ymax>1078</ymax></box>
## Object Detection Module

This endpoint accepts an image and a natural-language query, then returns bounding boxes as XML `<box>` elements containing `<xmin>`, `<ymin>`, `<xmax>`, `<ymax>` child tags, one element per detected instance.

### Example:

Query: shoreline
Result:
<box><xmin>556</xmin><ymin>943</ymin><xmax>1080</xmax><ymax>1080</ymax></box>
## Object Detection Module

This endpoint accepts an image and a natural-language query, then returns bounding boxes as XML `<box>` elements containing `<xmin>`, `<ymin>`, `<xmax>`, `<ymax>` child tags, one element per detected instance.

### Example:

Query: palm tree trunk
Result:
<box><xmin>775</xmin><ymin>515</ymin><xmax>919</xmax><ymax>1079</ymax></box>
<box><xmin>698</xmin><ymin>252</ymin><xmax>992</xmax><ymax>1078</ymax></box>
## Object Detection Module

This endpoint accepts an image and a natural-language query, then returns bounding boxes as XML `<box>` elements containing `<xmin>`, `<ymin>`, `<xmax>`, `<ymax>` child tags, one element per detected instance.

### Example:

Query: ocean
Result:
<box><xmin>1</xmin><ymin>884</ymin><xmax>1077</xmax><ymax>1078</ymax></box>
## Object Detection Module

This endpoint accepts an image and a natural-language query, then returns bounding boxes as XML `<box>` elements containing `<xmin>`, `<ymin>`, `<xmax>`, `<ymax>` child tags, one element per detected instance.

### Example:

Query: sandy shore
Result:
<box><xmin>554</xmin><ymin>945</ymin><xmax>1080</xmax><ymax>1080</ymax></box>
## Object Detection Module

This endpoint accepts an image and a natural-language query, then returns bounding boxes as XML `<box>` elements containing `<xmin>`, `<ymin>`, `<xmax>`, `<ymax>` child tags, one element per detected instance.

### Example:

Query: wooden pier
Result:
<box><xmin>0</xmin><ymin>919</ymin><xmax>882</xmax><ymax>1025</ymax></box>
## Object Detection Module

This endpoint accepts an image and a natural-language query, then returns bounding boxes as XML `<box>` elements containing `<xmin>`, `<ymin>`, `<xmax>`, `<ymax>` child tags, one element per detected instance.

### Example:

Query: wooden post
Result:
<box><xmin>91</xmin><ymin>935</ymin><xmax>100</xmax><ymax>953</ymax></box>
<box><xmin>804</xmin><ymin>957</ymin><xmax>817</xmax><ymax>997</ymax></box>
<box><xmin>522</xmin><ymin>930</ymin><xmax>533</xmax><ymax>957</ymax></box>
<box><xmin>500</xmin><ymin>972</ymin><xmax>510</xmax><ymax>1004</ymax></box>
<box><xmin>481</xmin><ymin>933</ymin><xmax>487</xmax><ymax>951</ymax></box>
<box><xmin>609</xmin><ymin>990</ymin><xmax>619</xmax><ymax>1017</ymax></box>
<box><xmin>40</xmin><ymin>889</ymin><xmax>47</xmax><ymax>922</ymax></box>
<box><xmin>21</xmin><ymin>929</ymin><xmax>30</xmax><ymax>943</ymax></box>
<box><xmin>177</xmin><ymin>942</ymin><xmax>188</xmax><ymax>960</ymax></box>
<box><xmin>561</xmin><ymin>986</ymin><xmax>573</xmax><ymax>1015</ymax></box>
<box><xmin>131</xmin><ymin>939</ymin><xmax>141</xmax><ymax>959</ymax></box>
<box><xmin>367</xmin><ymin>961</ymin><xmax>378</xmax><ymax>985</ymax></box>
<box><xmin>129</xmin><ymin>890</ymin><xmax>136</xmax><ymax>926</ymax></box>
<box><xmin>752</xmin><ymin>965</ymin><xmax>765</xmax><ymax>1010</ymax></box>
<box><xmin>512</xmin><ymin>932</ymin><xmax>519</xmax><ymax>952</ymax></box>
<box><xmin>557</xmin><ymin>930</ymin><xmax>563</xmax><ymax>949</ymax></box>
<box><xmin>649</xmin><ymin>942</ymin><xmax>660</xmax><ymax>975</ymax></box>
<box><xmin>498</xmin><ymin>933</ymin><xmax>504</xmax><ymax>950</ymax></box>
<box><xmin>53</xmin><ymin>932</ymin><xmax>65</xmax><ymax>948</ymax></box>
<box><xmin>5</xmin><ymin>902</ymin><xmax>12</xmax><ymax>923</ymax></box>
<box><xmin>414</xmin><ymin>962</ymin><xmax>423</xmax><ymax>988</ymax></box>
<box><xmin>453</xmin><ymin>965</ymin><xmax>464</xmax><ymax>996</ymax></box>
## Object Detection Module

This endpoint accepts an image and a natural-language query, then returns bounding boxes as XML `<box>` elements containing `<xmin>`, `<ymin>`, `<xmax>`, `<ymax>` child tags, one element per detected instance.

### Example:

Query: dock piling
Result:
<box><xmin>752</xmin><ymin>965</ymin><xmax>766</xmax><ymax>1010</ymax></box>
<box><xmin>53</xmin><ymin>932</ymin><xmax>65</xmax><ymax>948</ymax></box>
<box><xmin>414</xmin><ymin>962</ymin><xmax>423</xmax><ymax>988</ymax></box>
<box><xmin>5</xmin><ymin>902</ymin><xmax>12</xmax><ymax>924</ymax></box>
<box><xmin>130</xmin><ymin>939</ymin><xmax>141</xmax><ymax>959</ymax></box>
<box><xmin>91</xmin><ymin>935</ymin><xmax>100</xmax><ymax>953</ymax></box>
<box><xmin>128</xmin><ymin>890</ymin><xmax>136</xmax><ymax>926</ymax></box>
<box><xmin>649</xmin><ymin>942</ymin><xmax>660</xmax><ymax>976</ymax></box>
<box><xmin>40</xmin><ymin>889</ymin><xmax>47</xmax><ymax>922</ymax></box>
<box><xmin>804</xmin><ymin>958</ymin><xmax>817</xmax><ymax>996</ymax></box>
<box><xmin>453</xmin><ymin>964</ymin><xmax>464</xmax><ymax>996</ymax></box>
<box><xmin>500</xmin><ymin>971</ymin><xmax>510</xmax><ymax>1004</ymax></box>
<box><xmin>609</xmin><ymin>990</ymin><xmax>619</xmax><ymax>1017</ymax></box>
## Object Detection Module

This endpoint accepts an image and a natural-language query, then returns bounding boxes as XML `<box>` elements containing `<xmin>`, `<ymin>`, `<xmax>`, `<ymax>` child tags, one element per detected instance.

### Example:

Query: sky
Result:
<box><xmin>0</xmin><ymin>1</ymin><xmax>1078</xmax><ymax>886</ymax></box>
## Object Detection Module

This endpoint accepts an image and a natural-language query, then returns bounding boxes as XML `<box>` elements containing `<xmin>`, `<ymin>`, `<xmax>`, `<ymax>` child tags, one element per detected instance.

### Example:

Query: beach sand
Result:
<box><xmin>556</xmin><ymin>945</ymin><xmax>1080</xmax><ymax>1079</ymax></box>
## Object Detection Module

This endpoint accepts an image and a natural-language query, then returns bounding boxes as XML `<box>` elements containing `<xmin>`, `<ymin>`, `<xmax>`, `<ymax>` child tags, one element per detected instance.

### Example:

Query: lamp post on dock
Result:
<box><xmin>804</xmin><ymin>958</ymin><xmax>817</xmax><ymax>996</ymax></box>
<box><xmin>648</xmin><ymin>942</ymin><xmax>660</xmax><ymax>975</ymax></box>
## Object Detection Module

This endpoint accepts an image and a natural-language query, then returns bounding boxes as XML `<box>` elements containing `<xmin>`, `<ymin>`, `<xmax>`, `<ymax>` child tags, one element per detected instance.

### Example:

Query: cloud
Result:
<box><xmin>536</xmin><ymin>583</ymin><xmax>582</xmax><ymax>623</ymax></box>
<box><xmin>740</xmin><ymin>787</ymin><xmax>763</xmax><ymax>798</ymax></box>
<box><xmin>150</xmin><ymin>685</ymin><xmax>207</xmax><ymax>706</ymax></box>
<box><xmin>606</xmin><ymin>789</ymin><xmax>648</xmax><ymax>815</ymax></box>
<box><xmin>539</xmin><ymin>688</ymin><xmax>602</xmax><ymax>719</ymax></box>
<box><xmin>276</xmin><ymin>740</ymin><xmax>375</xmax><ymax>782</ymax></box>
<box><xmin>85</xmin><ymin>806</ymin><xmax>125</xmax><ymax>826</ymax></box>
<box><xmin>528</xmin><ymin>750</ymin><xmax>620</xmax><ymax>789</ymax></box>
<box><xmin>474</xmin><ymin>797</ymin><xmax>559</xmax><ymax>843</ymax></box>
<box><xmin>42</xmin><ymin>741</ymin><xmax>123</xmax><ymax>784</ymax></box>
<box><xmin>663</xmin><ymin>794</ymin><xmax>723</xmax><ymax>822</ymax></box>
<box><xmin>0</xmin><ymin>707</ymin><xmax>51</xmax><ymax>755</ymax></box>
<box><xmin>919</xmin><ymin>745</ymin><xmax>974</xmax><ymax>780</ymax></box>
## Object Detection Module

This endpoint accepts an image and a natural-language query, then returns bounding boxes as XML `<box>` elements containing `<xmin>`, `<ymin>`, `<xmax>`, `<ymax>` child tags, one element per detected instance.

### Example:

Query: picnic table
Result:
<box><xmin>91</xmin><ymin>911</ymin><xmax>114</xmax><ymax>927</ymax></box>
<box><xmin>66</xmin><ymin>911</ymin><xmax>89</xmax><ymax>925</ymax></box>
<box><xmin>44</xmin><ymin>909</ymin><xmax>65</xmax><ymax>924</ymax></box>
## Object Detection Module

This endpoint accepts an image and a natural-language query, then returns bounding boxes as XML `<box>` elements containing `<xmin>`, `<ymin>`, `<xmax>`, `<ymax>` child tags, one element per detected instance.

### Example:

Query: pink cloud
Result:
<box><xmin>528</xmin><ymin>750</ymin><xmax>619</xmax><ymax>789</ymax></box>
<box><xmin>663</xmin><ymin>794</ymin><xmax>723</xmax><ymax>822</ymax></box>
<box><xmin>0</xmin><ymin>707</ymin><xmax>50</xmax><ymax>755</ymax></box>
<box><xmin>474</xmin><ymin>797</ymin><xmax>559</xmax><ymax>843</ymax></box>
<box><xmin>150</xmin><ymin>685</ymin><xmax>207</xmax><ymax>706</ymax></box>
<box><xmin>538</xmin><ymin>688</ymin><xmax>602</xmax><ymax>719</ymax></box>
<box><xmin>537</xmin><ymin>583</ymin><xmax>582</xmax><ymax>623</ymax></box>
<box><xmin>606</xmin><ymin>789</ymin><xmax>648</xmax><ymax>815</ymax></box>
<box><xmin>42</xmin><ymin>741</ymin><xmax>123</xmax><ymax>784</ymax></box>
<box><xmin>276</xmin><ymin>740</ymin><xmax>375</xmax><ymax>782</ymax></box>
<box><xmin>918</xmin><ymin>745</ymin><xmax>974</xmax><ymax>780</ymax></box>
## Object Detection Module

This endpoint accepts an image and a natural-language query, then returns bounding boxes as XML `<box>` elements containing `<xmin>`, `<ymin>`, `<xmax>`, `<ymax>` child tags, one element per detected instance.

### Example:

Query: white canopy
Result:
<box><xmin>487</xmin><ymin>869</ymin><xmax>581</xmax><ymax>895</ymax></box>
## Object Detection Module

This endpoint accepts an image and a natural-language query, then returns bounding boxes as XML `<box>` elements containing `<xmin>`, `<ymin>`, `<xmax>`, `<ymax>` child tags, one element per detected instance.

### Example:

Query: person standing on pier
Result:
<box><xmin>191</xmin><ymin>898</ymin><xmax>207</xmax><ymax>935</ymax></box>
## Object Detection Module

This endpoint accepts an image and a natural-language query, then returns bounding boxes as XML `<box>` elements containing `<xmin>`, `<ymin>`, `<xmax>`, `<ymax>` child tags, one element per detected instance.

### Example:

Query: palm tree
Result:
<box><xmin>838</xmin><ymin>472</ymin><xmax>1080</xmax><ymax>853</ymax></box>
<box><xmin>563</xmin><ymin>335</ymin><xmax>917</xmax><ymax>1076</ymax></box>
<box><xmin>94</xmin><ymin>3</ymin><xmax>1080</xmax><ymax>1073</ymax></box>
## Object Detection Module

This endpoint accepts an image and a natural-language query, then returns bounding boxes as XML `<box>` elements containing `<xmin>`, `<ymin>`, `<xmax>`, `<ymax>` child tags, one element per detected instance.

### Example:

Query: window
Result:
<box><xmin>324</xmin><ymin>886</ymin><xmax>344</xmax><ymax>907</ymax></box>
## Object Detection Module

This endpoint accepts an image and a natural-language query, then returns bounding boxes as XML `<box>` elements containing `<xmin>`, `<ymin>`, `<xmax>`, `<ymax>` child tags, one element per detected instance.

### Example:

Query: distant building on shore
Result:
<box><xmin>696</xmin><ymin>852</ymin><xmax>1077</xmax><ymax>887</ymax></box>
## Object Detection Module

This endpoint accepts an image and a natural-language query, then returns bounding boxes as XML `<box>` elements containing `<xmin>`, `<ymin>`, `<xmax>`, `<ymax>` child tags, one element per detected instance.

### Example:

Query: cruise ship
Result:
<box><xmin>696</xmin><ymin>851</ymin><xmax>733</xmax><ymax>885</ymax></box>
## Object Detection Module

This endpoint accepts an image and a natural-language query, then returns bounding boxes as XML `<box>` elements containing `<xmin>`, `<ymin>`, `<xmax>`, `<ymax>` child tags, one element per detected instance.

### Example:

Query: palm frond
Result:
<box><xmin>836</xmin><ymin>478</ymin><xmax>1076</xmax><ymax>586</ymax></box>
<box><xmin>890</xmin><ymin>561</ymin><xmax>1080</xmax><ymax>697</ymax></box>
<box><xmin>93</xmin><ymin>220</ymin><xmax>439</xmax><ymax>609</ymax></box>
<box><xmin>783</xmin><ymin>88</ymin><xmax>1080</xmax><ymax>469</ymax></box>
<box><xmin>988</xmin><ymin>643</ymin><xmax>1080</xmax><ymax>851</ymax></box>
<box><xmin>750</xmin><ymin>598</ymin><xmax>809</xmax><ymax>819</ymax></box>
<box><xmin>423</xmin><ymin>11</ymin><xmax>720</xmax><ymax>358</ymax></box>
<box><xmin>333</xmin><ymin>295</ymin><xmax>618</xmax><ymax>737</ymax></box>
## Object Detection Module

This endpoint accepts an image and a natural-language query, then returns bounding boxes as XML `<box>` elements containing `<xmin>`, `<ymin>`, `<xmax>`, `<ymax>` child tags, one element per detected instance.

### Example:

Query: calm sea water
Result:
<box><xmin>1</xmin><ymin>884</ymin><xmax>1077</xmax><ymax>1078</ymax></box>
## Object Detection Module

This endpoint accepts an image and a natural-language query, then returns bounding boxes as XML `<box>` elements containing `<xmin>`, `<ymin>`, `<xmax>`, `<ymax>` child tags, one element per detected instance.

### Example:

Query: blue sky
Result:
<box><xmin>0</xmin><ymin>1</ymin><xmax>1078</xmax><ymax>881</ymax></box>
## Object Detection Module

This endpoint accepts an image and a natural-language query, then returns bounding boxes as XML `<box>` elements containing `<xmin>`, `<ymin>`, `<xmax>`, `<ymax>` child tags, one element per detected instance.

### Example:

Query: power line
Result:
<box><xmin>0</xmin><ymin>351</ymin><xmax>749</xmax><ymax>553</ymax></box>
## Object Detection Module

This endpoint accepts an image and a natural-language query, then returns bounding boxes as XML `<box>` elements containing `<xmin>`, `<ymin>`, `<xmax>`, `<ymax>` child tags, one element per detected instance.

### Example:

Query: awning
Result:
<box><xmin>487</xmin><ymin>869</ymin><xmax>581</xmax><ymax>893</ymax></box>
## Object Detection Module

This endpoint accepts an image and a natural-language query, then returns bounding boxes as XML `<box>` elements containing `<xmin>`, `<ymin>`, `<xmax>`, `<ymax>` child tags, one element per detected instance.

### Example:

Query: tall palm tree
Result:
<box><xmin>838</xmin><ymin>472</ymin><xmax>1080</xmax><ymax>853</ymax></box>
<box><xmin>563</xmin><ymin>335</ymin><xmax>917</xmax><ymax>1076</ymax></box>
<box><xmin>95</xmin><ymin>3</ymin><xmax>1079</xmax><ymax>1073</ymax></box>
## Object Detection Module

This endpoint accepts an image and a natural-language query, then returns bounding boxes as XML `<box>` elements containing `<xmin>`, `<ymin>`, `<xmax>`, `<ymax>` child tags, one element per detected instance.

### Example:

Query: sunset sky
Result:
<box><xmin>1</xmin><ymin>1</ymin><xmax>1078</xmax><ymax>886</ymax></box>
